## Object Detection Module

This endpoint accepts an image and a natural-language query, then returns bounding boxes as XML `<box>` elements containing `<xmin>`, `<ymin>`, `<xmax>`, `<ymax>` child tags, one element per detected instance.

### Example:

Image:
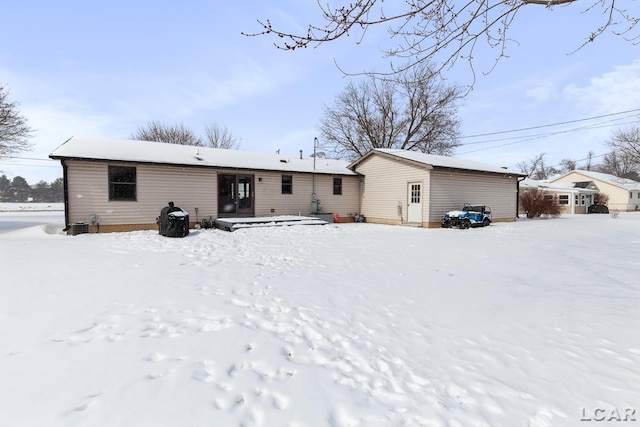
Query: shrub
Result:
<box><xmin>520</xmin><ymin>189</ymin><xmax>561</xmax><ymax>219</ymax></box>
<box><xmin>593</xmin><ymin>192</ymin><xmax>609</xmax><ymax>206</ymax></box>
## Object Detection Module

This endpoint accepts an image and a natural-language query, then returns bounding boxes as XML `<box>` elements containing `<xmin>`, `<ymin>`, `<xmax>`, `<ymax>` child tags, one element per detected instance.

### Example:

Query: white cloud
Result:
<box><xmin>562</xmin><ymin>59</ymin><xmax>640</xmax><ymax>114</ymax></box>
<box><xmin>525</xmin><ymin>81</ymin><xmax>558</xmax><ymax>102</ymax></box>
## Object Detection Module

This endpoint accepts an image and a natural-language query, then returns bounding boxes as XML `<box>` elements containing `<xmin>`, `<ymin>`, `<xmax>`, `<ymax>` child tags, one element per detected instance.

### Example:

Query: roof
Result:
<box><xmin>49</xmin><ymin>136</ymin><xmax>357</xmax><ymax>176</ymax></box>
<box><xmin>552</xmin><ymin>170</ymin><xmax>640</xmax><ymax>191</ymax></box>
<box><xmin>520</xmin><ymin>178</ymin><xmax>599</xmax><ymax>194</ymax></box>
<box><xmin>348</xmin><ymin>148</ymin><xmax>525</xmax><ymax>176</ymax></box>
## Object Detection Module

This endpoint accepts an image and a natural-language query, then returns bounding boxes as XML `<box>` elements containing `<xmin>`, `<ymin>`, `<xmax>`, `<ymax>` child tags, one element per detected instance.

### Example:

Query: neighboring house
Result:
<box><xmin>551</xmin><ymin>170</ymin><xmax>640</xmax><ymax>212</ymax></box>
<box><xmin>347</xmin><ymin>149</ymin><xmax>526</xmax><ymax>228</ymax></box>
<box><xmin>49</xmin><ymin>137</ymin><xmax>361</xmax><ymax>233</ymax></box>
<box><xmin>519</xmin><ymin>178</ymin><xmax>599</xmax><ymax>215</ymax></box>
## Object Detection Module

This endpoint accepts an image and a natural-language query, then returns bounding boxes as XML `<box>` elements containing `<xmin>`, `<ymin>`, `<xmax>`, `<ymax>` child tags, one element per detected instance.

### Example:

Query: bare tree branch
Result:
<box><xmin>0</xmin><ymin>85</ymin><xmax>34</xmax><ymax>157</ymax></box>
<box><xmin>607</xmin><ymin>125</ymin><xmax>640</xmax><ymax>164</ymax></box>
<box><xmin>203</xmin><ymin>122</ymin><xmax>241</xmax><ymax>149</ymax></box>
<box><xmin>131</xmin><ymin>121</ymin><xmax>204</xmax><ymax>146</ymax></box>
<box><xmin>243</xmin><ymin>0</ymin><xmax>638</xmax><ymax>80</ymax></box>
<box><xmin>318</xmin><ymin>63</ymin><xmax>462</xmax><ymax>160</ymax></box>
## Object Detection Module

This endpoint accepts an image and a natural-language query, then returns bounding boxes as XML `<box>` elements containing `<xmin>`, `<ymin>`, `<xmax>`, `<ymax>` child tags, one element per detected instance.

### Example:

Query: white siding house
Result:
<box><xmin>50</xmin><ymin>138</ymin><xmax>528</xmax><ymax>233</ymax></box>
<box><xmin>519</xmin><ymin>178</ymin><xmax>599</xmax><ymax>215</ymax></box>
<box><xmin>348</xmin><ymin>149</ymin><xmax>526</xmax><ymax>228</ymax></box>
<box><xmin>50</xmin><ymin>137</ymin><xmax>360</xmax><ymax>233</ymax></box>
<box><xmin>551</xmin><ymin>170</ymin><xmax>640</xmax><ymax>212</ymax></box>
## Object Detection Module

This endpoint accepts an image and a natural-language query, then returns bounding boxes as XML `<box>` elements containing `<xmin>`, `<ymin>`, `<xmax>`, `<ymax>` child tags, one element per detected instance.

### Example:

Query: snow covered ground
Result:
<box><xmin>1</xmin><ymin>209</ymin><xmax>639</xmax><ymax>426</ymax></box>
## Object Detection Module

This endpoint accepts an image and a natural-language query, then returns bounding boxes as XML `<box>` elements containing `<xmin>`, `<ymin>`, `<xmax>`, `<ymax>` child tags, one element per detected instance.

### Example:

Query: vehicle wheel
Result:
<box><xmin>462</xmin><ymin>219</ymin><xmax>470</xmax><ymax>229</ymax></box>
<box><xmin>483</xmin><ymin>218</ymin><xmax>490</xmax><ymax>227</ymax></box>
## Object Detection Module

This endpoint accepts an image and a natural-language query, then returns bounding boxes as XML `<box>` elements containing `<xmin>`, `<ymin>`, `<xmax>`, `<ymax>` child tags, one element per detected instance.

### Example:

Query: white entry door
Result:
<box><xmin>407</xmin><ymin>182</ymin><xmax>422</xmax><ymax>223</ymax></box>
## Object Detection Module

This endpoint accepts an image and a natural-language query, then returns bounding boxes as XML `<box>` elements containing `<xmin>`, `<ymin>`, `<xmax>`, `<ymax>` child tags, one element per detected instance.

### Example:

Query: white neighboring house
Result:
<box><xmin>551</xmin><ymin>170</ymin><xmax>640</xmax><ymax>212</ymax></box>
<box><xmin>519</xmin><ymin>178</ymin><xmax>599</xmax><ymax>215</ymax></box>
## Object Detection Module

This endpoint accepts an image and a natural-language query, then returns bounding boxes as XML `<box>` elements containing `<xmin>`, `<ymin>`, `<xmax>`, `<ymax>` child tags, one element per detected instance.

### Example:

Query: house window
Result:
<box><xmin>558</xmin><ymin>194</ymin><xmax>569</xmax><ymax>205</ymax></box>
<box><xmin>108</xmin><ymin>166</ymin><xmax>136</xmax><ymax>201</ymax></box>
<box><xmin>333</xmin><ymin>177</ymin><xmax>342</xmax><ymax>195</ymax></box>
<box><xmin>281</xmin><ymin>175</ymin><xmax>292</xmax><ymax>194</ymax></box>
<box><xmin>581</xmin><ymin>195</ymin><xmax>586</xmax><ymax>206</ymax></box>
<box><xmin>575</xmin><ymin>195</ymin><xmax>579</xmax><ymax>205</ymax></box>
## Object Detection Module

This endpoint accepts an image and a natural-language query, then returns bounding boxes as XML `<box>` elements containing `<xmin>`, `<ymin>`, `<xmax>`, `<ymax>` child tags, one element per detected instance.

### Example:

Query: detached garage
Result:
<box><xmin>349</xmin><ymin>149</ymin><xmax>526</xmax><ymax>228</ymax></box>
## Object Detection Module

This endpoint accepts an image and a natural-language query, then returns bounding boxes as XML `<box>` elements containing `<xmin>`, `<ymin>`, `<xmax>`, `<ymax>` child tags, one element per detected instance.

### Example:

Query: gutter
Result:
<box><xmin>61</xmin><ymin>159</ymin><xmax>70</xmax><ymax>232</ymax></box>
<box><xmin>517</xmin><ymin>176</ymin><xmax>527</xmax><ymax>218</ymax></box>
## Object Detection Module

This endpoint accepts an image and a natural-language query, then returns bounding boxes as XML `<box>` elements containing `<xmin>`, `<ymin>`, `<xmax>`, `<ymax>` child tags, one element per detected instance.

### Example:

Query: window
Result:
<box><xmin>333</xmin><ymin>177</ymin><xmax>342</xmax><ymax>195</ymax></box>
<box><xmin>108</xmin><ymin>166</ymin><xmax>136</xmax><ymax>201</ymax></box>
<box><xmin>558</xmin><ymin>194</ymin><xmax>569</xmax><ymax>205</ymax></box>
<box><xmin>281</xmin><ymin>175</ymin><xmax>292</xmax><ymax>194</ymax></box>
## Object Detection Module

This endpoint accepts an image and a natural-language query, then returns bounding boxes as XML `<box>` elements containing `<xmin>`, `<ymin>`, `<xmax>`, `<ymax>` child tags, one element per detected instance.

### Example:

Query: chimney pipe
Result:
<box><xmin>299</xmin><ymin>150</ymin><xmax>303</xmax><ymax>159</ymax></box>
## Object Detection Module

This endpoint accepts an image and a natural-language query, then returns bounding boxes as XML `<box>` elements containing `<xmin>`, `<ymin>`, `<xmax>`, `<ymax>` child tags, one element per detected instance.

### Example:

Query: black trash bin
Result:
<box><xmin>157</xmin><ymin>201</ymin><xmax>190</xmax><ymax>237</ymax></box>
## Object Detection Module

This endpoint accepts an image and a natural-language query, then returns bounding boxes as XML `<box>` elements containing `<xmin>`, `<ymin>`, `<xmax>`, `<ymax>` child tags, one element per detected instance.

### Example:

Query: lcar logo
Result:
<box><xmin>581</xmin><ymin>407</ymin><xmax>637</xmax><ymax>422</ymax></box>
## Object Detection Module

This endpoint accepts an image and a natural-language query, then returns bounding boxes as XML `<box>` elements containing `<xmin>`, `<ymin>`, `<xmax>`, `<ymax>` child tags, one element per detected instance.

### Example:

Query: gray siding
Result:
<box><xmin>429</xmin><ymin>169</ymin><xmax>518</xmax><ymax>222</ymax></box>
<box><xmin>355</xmin><ymin>155</ymin><xmax>430</xmax><ymax>223</ymax></box>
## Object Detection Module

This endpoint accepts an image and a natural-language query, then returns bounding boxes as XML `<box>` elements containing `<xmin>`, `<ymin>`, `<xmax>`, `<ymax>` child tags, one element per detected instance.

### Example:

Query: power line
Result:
<box><xmin>459</xmin><ymin>108</ymin><xmax>640</xmax><ymax>140</ymax></box>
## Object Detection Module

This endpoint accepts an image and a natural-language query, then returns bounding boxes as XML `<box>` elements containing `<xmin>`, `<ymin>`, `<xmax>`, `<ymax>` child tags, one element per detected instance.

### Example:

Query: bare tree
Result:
<box><xmin>131</xmin><ymin>121</ymin><xmax>203</xmax><ymax>146</ymax></box>
<box><xmin>203</xmin><ymin>122</ymin><xmax>241</xmax><ymax>149</ymax></box>
<box><xmin>244</xmin><ymin>0</ymin><xmax>638</xmax><ymax>80</ymax></box>
<box><xmin>607</xmin><ymin>126</ymin><xmax>640</xmax><ymax>164</ymax></box>
<box><xmin>0</xmin><ymin>85</ymin><xmax>34</xmax><ymax>156</ymax></box>
<box><xmin>517</xmin><ymin>153</ymin><xmax>560</xmax><ymax>180</ymax></box>
<box><xmin>559</xmin><ymin>158</ymin><xmax>577</xmax><ymax>174</ymax></box>
<box><xmin>318</xmin><ymin>63</ymin><xmax>462</xmax><ymax>160</ymax></box>
<box><xmin>584</xmin><ymin>150</ymin><xmax>596</xmax><ymax>171</ymax></box>
<box><xmin>596</xmin><ymin>150</ymin><xmax>639</xmax><ymax>178</ymax></box>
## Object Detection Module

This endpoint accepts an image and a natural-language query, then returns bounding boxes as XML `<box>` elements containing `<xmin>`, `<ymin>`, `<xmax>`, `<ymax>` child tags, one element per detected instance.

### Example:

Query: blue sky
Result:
<box><xmin>1</xmin><ymin>0</ymin><xmax>639</xmax><ymax>183</ymax></box>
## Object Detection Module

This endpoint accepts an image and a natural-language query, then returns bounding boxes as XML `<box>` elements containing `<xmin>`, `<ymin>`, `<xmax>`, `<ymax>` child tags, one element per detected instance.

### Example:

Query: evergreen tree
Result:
<box><xmin>10</xmin><ymin>176</ymin><xmax>32</xmax><ymax>202</ymax></box>
<box><xmin>0</xmin><ymin>175</ymin><xmax>11</xmax><ymax>202</ymax></box>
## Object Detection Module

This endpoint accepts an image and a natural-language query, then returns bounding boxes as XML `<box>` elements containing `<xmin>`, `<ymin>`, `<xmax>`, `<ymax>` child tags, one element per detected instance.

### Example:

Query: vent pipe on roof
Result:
<box><xmin>300</xmin><ymin>150</ymin><xmax>303</xmax><ymax>159</ymax></box>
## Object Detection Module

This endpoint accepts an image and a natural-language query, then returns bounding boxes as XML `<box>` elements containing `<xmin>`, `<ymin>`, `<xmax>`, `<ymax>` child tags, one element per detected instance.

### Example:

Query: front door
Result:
<box><xmin>407</xmin><ymin>182</ymin><xmax>422</xmax><ymax>223</ymax></box>
<box><xmin>218</xmin><ymin>174</ymin><xmax>254</xmax><ymax>216</ymax></box>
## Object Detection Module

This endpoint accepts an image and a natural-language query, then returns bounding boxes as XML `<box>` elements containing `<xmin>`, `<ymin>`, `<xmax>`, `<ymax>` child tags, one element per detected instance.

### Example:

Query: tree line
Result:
<box><xmin>0</xmin><ymin>175</ymin><xmax>63</xmax><ymax>203</ymax></box>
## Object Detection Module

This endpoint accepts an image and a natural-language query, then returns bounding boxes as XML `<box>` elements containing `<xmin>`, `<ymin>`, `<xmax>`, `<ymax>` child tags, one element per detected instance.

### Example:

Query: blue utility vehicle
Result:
<box><xmin>442</xmin><ymin>204</ymin><xmax>491</xmax><ymax>229</ymax></box>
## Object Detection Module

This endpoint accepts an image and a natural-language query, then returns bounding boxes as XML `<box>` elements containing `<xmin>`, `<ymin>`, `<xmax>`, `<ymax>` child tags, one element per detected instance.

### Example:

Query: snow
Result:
<box><xmin>0</xmin><ymin>202</ymin><xmax>64</xmax><ymax>212</ymax></box>
<box><xmin>49</xmin><ymin>136</ymin><xmax>357</xmax><ymax>176</ymax></box>
<box><xmin>2</xmin><ymin>208</ymin><xmax>640</xmax><ymax>426</ymax></box>
<box><xmin>359</xmin><ymin>149</ymin><xmax>524</xmax><ymax>176</ymax></box>
<box><xmin>554</xmin><ymin>170</ymin><xmax>640</xmax><ymax>191</ymax></box>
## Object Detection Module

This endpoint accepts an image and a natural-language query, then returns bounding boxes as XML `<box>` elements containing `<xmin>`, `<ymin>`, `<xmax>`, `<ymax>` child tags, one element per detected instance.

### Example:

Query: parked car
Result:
<box><xmin>588</xmin><ymin>204</ymin><xmax>609</xmax><ymax>214</ymax></box>
<box><xmin>442</xmin><ymin>204</ymin><xmax>492</xmax><ymax>229</ymax></box>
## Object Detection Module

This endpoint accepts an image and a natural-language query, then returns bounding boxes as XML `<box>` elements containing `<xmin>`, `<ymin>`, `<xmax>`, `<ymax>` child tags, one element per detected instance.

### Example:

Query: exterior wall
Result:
<box><xmin>66</xmin><ymin>160</ymin><xmax>217</xmax><ymax>228</ymax></box>
<box><xmin>353</xmin><ymin>155</ymin><xmax>430</xmax><ymax>225</ymax></box>
<box><xmin>252</xmin><ymin>171</ymin><xmax>360</xmax><ymax>219</ymax></box>
<box><xmin>64</xmin><ymin>160</ymin><xmax>360</xmax><ymax>232</ymax></box>
<box><xmin>429</xmin><ymin>170</ymin><xmax>518</xmax><ymax>227</ymax></box>
<box><xmin>553</xmin><ymin>172</ymin><xmax>639</xmax><ymax>211</ymax></box>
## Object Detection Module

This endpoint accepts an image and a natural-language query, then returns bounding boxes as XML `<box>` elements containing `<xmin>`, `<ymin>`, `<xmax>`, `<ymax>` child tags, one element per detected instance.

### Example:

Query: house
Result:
<box><xmin>347</xmin><ymin>149</ymin><xmax>526</xmax><ymax>228</ymax></box>
<box><xmin>519</xmin><ymin>178</ymin><xmax>599</xmax><ymax>215</ymax></box>
<box><xmin>49</xmin><ymin>136</ymin><xmax>361</xmax><ymax>233</ymax></box>
<box><xmin>50</xmin><ymin>138</ymin><xmax>527</xmax><ymax>233</ymax></box>
<box><xmin>551</xmin><ymin>170</ymin><xmax>640</xmax><ymax>212</ymax></box>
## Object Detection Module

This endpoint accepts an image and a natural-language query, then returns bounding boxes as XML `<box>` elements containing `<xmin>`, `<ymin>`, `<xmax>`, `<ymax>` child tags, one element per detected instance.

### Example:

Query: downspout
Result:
<box><xmin>61</xmin><ymin>159</ymin><xmax>70</xmax><ymax>232</ymax></box>
<box><xmin>516</xmin><ymin>176</ymin><xmax>526</xmax><ymax>219</ymax></box>
<box><xmin>311</xmin><ymin>137</ymin><xmax>318</xmax><ymax>213</ymax></box>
